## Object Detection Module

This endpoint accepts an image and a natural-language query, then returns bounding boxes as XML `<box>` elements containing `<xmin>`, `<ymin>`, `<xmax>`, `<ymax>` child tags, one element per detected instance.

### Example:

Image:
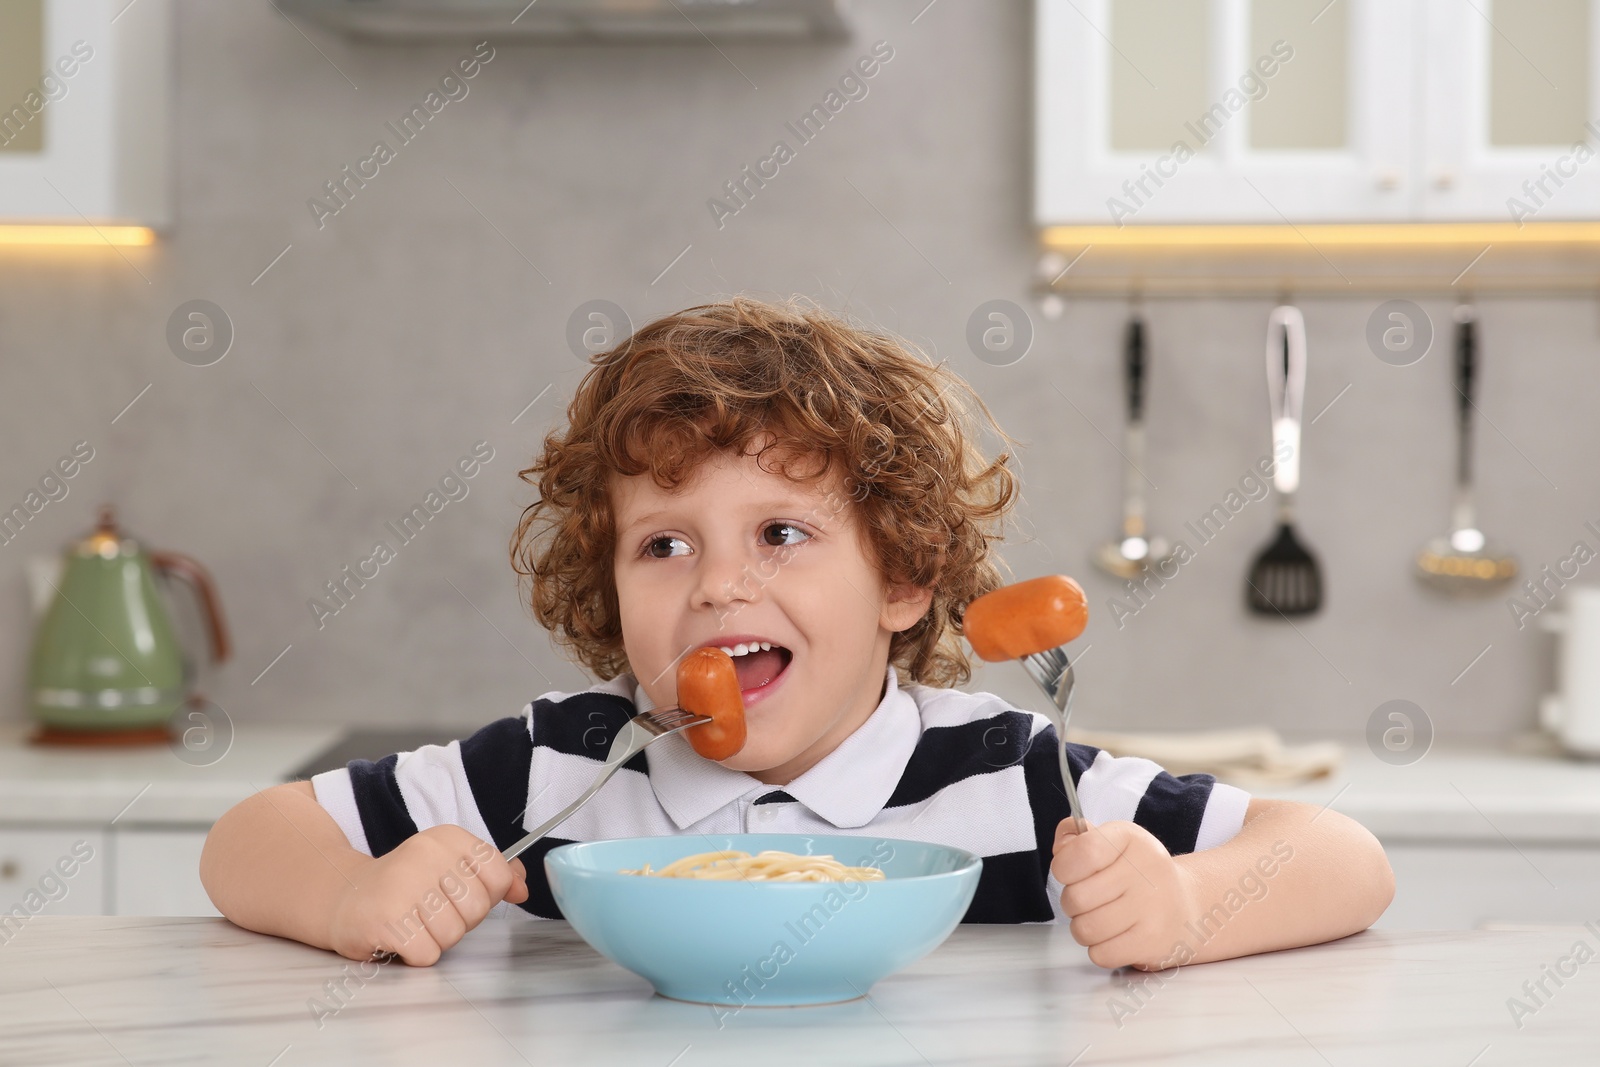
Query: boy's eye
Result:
<box><xmin>644</xmin><ymin>536</ymin><xmax>690</xmax><ymax>559</ymax></box>
<box><xmin>760</xmin><ymin>522</ymin><xmax>810</xmax><ymax>548</ymax></box>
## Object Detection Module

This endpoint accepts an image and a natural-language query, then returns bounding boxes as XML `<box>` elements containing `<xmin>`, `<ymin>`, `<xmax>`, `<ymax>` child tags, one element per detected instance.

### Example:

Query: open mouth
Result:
<box><xmin>709</xmin><ymin>640</ymin><xmax>793</xmax><ymax>698</ymax></box>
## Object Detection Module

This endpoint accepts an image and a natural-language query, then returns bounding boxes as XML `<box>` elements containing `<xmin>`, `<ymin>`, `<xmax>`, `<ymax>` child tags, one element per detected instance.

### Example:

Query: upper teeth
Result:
<box><xmin>718</xmin><ymin>642</ymin><xmax>773</xmax><ymax>657</ymax></box>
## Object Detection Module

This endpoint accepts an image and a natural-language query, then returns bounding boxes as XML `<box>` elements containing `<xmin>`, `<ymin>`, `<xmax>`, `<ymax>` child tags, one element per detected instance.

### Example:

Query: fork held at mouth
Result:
<box><xmin>500</xmin><ymin>707</ymin><xmax>711</xmax><ymax>863</ymax></box>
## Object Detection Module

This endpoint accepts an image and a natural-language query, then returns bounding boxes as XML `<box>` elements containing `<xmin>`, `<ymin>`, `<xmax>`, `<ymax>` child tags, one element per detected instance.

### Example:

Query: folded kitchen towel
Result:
<box><xmin>1064</xmin><ymin>726</ymin><xmax>1342</xmax><ymax>788</ymax></box>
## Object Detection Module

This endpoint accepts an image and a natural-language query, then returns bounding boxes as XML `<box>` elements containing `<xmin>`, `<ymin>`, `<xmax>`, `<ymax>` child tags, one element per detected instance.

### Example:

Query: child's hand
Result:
<box><xmin>1052</xmin><ymin>818</ymin><xmax>1194</xmax><ymax>971</ymax></box>
<box><xmin>328</xmin><ymin>825</ymin><xmax>529</xmax><ymax>966</ymax></box>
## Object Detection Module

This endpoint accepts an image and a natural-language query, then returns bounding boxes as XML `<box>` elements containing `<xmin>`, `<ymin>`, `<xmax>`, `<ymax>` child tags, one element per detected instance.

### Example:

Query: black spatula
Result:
<box><xmin>1247</xmin><ymin>305</ymin><xmax>1323</xmax><ymax>616</ymax></box>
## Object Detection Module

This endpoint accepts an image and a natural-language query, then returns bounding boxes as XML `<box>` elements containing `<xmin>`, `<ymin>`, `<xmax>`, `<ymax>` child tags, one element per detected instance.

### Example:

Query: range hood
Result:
<box><xmin>276</xmin><ymin>0</ymin><xmax>852</xmax><ymax>40</ymax></box>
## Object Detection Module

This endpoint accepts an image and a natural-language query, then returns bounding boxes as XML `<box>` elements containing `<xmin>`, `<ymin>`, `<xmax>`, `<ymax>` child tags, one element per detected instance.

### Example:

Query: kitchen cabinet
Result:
<box><xmin>0</xmin><ymin>828</ymin><xmax>107</xmax><ymax>919</ymax></box>
<box><xmin>1419</xmin><ymin>0</ymin><xmax>1600</xmax><ymax>219</ymax></box>
<box><xmin>110</xmin><ymin>829</ymin><xmax>218</xmax><ymax>917</ymax></box>
<box><xmin>0</xmin><ymin>0</ymin><xmax>171</xmax><ymax>228</ymax></box>
<box><xmin>6</xmin><ymin>822</ymin><xmax>1595</xmax><ymax>926</ymax></box>
<box><xmin>0</xmin><ymin>826</ymin><xmax>216</xmax><ymax>918</ymax></box>
<box><xmin>1035</xmin><ymin>0</ymin><xmax>1600</xmax><ymax>226</ymax></box>
<box><xmin>0</xmin><ymin>724</ymin><xmax>344</xmax><ymax>917</ymax></box>
<box><xmin>1380</xmin><ymin>843</ymin><xmax>1600</xmax><ymax>929</ymax></box>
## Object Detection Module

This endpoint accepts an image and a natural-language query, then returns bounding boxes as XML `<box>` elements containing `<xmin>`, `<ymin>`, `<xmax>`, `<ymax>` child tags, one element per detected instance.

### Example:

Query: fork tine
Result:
<box><xmin>651</xmin><ymin>705</ymin><xmax>699</xmax><ymax>723</ymax></box>
<box><xmin>642</xmin><ymin>707</ymin><xmax>709</xmax><ymax>731</ymax></box>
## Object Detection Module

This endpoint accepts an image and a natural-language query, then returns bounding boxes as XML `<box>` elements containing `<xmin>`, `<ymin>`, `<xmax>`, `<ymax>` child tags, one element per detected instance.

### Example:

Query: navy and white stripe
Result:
<box><xmin>311</xmin><ymin>667</ymin><xmax>1251</xmax><ymax>923</ymax></box>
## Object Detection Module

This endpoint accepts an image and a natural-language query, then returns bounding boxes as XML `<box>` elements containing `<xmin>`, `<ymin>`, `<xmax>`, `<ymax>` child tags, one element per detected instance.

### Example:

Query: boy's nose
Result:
<box><xmin>691</xmin><ymin>550</ymin><xmax>761</xmax><ymax>612</ymax></box>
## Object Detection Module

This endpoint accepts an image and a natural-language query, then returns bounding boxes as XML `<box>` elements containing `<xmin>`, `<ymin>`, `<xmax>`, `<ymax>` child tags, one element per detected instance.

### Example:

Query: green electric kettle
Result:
<box><xmin>28</xmin><ymin>506</ymin><xmax>230</xmax><ymax>743</ymax></box>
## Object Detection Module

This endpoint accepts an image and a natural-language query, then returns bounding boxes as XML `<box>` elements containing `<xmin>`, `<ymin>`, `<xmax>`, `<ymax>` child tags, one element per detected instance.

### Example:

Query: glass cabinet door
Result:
<box><xmin>0</xmin><ymin>0</ymin><xmax>48</xmax><ymax>158</ymax></box>
<box><xmin>1420</xmin><ymin>0</ymin><xmax>1600</xmax><ymax>219</ymax></box>
<box><xmin>0</xmin><ymin>0</ymin><xmax>170</xmax><ymax>227</ymax></box>
<box><xmin>1036</xmin><ymin>0</ymin><xmax>1417</xmax><ymax>225</ymax></box>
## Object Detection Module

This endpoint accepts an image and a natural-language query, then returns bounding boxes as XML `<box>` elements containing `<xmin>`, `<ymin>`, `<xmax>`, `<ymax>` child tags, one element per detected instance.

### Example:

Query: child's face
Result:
<box><xmin>611</xmin><ymin>444</ymin><xmax>932</xmax><ymax>784</ymax></box>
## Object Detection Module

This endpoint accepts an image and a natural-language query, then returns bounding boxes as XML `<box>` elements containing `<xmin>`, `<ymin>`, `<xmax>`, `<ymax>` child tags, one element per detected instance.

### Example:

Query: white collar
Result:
<box><xmin>630</xmin><ymin>664</ymin><xmax>922</xmax><ymax>830</ymax></box>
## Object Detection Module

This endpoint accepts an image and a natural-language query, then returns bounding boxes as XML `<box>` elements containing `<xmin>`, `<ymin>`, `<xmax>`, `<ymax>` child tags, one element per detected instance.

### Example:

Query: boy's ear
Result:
<box><xmin>881</xmin><ymin>581</ymin><xmax>934</xmax><ymax>633</ymax></box>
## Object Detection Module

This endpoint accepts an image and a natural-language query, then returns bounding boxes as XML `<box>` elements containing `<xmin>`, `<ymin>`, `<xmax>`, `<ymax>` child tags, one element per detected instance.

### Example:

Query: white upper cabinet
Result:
<box><xmin>1420</xmin><ymin>0</ymin><xmax>1600</xmax><ymax>219</ymax></box>
<box><xmin>0</xmin><ymin>0</ymin><xmax>171</xmax><ymax>228</ymax></box>
<box><xmin>1036</xmin><ymin>0</ymin><xmax>1600</xmax><ymax>226</ymax></box>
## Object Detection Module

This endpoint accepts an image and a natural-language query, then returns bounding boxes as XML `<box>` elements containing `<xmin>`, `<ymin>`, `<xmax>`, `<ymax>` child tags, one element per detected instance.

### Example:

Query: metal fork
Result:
<box><xmin>501</xmin><ymin>706</ymin><xmax>710</xmax><ymax>863</ymax></box>
<box><xmin>1018</xmin><ymin>645</ymin><xmax>1087</xmax><ymax>835</ymax></box>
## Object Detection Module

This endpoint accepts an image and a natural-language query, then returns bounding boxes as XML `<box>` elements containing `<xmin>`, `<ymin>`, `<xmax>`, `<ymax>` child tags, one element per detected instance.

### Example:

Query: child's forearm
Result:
<box><xmin>1171</xmin><ymin>798</ymin><xmax>1394</xmax><ymax>966</ymax></box>
<box><xmin>199</xmin><ymin>780</ymin><xmax>371</xmax><ymax>951</ymax></box>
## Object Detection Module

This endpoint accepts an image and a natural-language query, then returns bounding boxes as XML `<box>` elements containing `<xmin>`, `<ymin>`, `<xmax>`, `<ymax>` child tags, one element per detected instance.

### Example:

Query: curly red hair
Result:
<box><xmin>511</xmin><ymin>297</ymin><xmax>1018</xmax><ymax>688</ymax></box>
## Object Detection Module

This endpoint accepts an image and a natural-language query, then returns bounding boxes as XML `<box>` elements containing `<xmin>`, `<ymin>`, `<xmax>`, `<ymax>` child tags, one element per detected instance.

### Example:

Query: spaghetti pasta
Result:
<box><xmin>622</xmin><ymin>849</ymin><xmax>887</xmax><ymax>883</ymax></box>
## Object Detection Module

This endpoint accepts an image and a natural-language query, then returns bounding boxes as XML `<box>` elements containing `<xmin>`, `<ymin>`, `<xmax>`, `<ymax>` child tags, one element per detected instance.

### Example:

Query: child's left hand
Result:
<box><xmin>1052</xmin><ymin>818</ymin><xmax>1195</xmax><ymax>971</ymax></box>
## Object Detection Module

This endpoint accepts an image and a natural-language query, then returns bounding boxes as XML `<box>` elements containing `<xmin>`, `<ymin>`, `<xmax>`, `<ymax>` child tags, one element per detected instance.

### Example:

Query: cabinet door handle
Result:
<box><xmin>1374</xmin><ymin>169</ymin><xmax>1402</xmax><ymax>191</ymax></box>
<box><xmin>0</xmin><ymin>859</ymin><xmax>19</xmax><ymax>880</ymax></box>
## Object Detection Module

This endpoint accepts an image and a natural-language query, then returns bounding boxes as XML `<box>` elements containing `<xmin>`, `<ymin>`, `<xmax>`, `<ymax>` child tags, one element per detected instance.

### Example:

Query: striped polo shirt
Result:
<box><xmin>311</xmin><ymin>665</ymin><xmax>1251</xmax><ymax>924</ymax></box>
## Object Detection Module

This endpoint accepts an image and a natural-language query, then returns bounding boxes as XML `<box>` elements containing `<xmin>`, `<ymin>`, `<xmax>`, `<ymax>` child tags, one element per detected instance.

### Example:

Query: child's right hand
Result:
<box><xmin>327</xmin><ymin>824</ymin><xmax>529</xmax><ymax>965</ymax></box>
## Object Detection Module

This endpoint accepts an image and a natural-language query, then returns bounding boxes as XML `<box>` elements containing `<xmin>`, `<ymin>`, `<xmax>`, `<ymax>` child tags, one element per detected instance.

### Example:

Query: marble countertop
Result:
<box><xmin>1252</xmin><ymin>733</ymin><xmax>1600</xmax><ymax>844</ymax></box>
<box><xmin>1</xmin><ymin>916</ymin><xmax>1593</xmax><ymax>1065</ymax></box>
<box><xmin>4</xmin><ymin>720</ymin><xmax>1600</xmax><ymax>845</ymax></box>
<box><xmin>0</xmin><ymin>723</ymin><xmax>342</xmax><ymax>826</ymax></box>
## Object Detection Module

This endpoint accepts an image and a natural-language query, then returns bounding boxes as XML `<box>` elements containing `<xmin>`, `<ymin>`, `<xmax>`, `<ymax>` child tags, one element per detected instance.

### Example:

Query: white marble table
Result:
<box><xmin>1</xmin><ymin>916</ymin><xmax>1594</xmax><ymax>1065</ymax></box>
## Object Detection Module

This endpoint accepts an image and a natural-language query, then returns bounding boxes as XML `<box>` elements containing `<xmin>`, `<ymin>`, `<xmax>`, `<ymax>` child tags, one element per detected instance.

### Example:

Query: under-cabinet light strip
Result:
<box><xmin>0</xmin><ymin>226</ymin><xmax>157</xmax><ymax>247</ymax></box>
<box><xmin>1040</xmin><ymin>222</ymin><xmax>1600</xmax><ymax>249</ymax></box>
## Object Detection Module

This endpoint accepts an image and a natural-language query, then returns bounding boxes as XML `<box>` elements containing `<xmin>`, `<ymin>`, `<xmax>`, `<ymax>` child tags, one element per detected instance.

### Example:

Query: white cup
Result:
<box><xmin>1540</xmin><ymin>585</ymin><xmax>1600</xmax><ymax>757</ymax></box>
<box><xmin>24</xmin><ymin>555</ymin><xmax>62</xmax><ymax>618</ymax></box>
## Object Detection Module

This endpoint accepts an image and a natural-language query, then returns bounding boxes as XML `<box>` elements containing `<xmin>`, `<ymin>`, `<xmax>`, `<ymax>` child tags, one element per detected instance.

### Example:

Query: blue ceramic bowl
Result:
<box><xmin>544</xmin><ymin>833</ymin><xmax>981</xmax><ymax>1007</ymax></box>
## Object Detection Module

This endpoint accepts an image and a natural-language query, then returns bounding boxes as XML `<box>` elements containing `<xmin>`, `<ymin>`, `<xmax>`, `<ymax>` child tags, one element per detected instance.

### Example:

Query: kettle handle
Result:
<box><xmin>149</xmin><ymin>551</ymin><xmax>232</xmax><ymax>664</ymax></box>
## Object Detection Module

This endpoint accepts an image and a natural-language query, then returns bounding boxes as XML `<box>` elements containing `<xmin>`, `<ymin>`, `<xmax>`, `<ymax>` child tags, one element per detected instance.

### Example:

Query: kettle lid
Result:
<box><xmin>76</xmin><ymin>505</ymin><xmax>136</xmax><ymax>559</ymax></box>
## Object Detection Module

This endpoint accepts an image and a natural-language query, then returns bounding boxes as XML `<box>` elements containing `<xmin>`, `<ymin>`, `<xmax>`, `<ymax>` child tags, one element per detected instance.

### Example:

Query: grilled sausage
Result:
<box><xmin>677</xmin><ymin>647</ymin><xmax>747</xmax><ymax>761</ymax></box>
<box><xmin>963</xmin><ymin>575</ymin><xmax>1089</xmax><ymax>661</ymax></box>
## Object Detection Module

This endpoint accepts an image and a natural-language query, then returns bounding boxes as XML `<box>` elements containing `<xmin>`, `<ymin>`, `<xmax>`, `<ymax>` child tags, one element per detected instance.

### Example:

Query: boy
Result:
<box><xmin>201</xmin><ymin>298</ymin><xmax>1393</xmax><ymax>970</ymax></box>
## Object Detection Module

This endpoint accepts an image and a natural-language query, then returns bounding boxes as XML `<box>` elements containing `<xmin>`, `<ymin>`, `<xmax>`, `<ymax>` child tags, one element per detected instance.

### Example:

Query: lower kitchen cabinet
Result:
<box><xmin>0</xmin><ymin>826</ymin><xmax>216</xmax><ymax>919</ymax></box>
<box><xmin>112</xmin><ymin>829</ymin><xmax>219</xmax><ymax>917</ymax></box>
<box><xmin>4</xmin><ymin>826</ymin><xmax>1599</xmax><ymax>927</ymax></box>
<box><xmin>1378</xmin><ymin>843</ymin><xmax>1600</xmax><ymax>930</ymax></box>
<box><xmin>0</xmin><ymin>828</ymin><xmax>108</xmax><ymax>921</ymax></box>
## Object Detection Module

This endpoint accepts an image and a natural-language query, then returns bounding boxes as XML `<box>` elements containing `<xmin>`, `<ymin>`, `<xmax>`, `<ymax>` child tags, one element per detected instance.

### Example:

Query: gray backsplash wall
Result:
<box><xmin>0</xmin><ymin>1</ymin><xmax>1593</xmax><ymax>742</ymax></box>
